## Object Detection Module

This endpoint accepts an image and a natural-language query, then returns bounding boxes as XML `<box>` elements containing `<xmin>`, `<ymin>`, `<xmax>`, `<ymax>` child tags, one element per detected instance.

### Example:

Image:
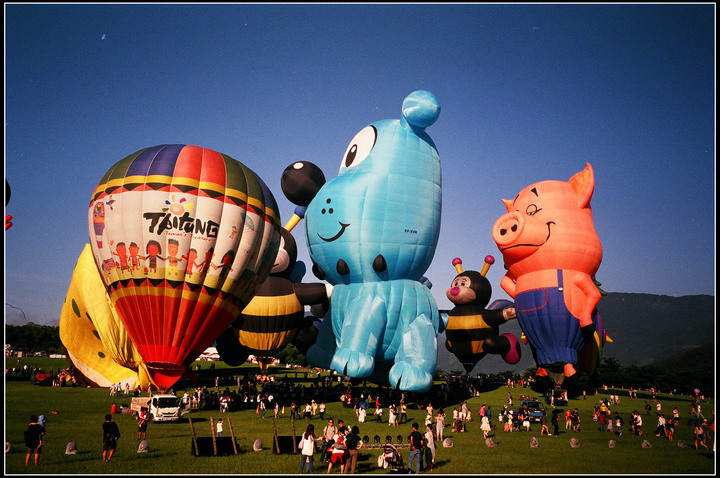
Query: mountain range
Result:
<box><xmin>436</xmin><ymin>292</ymin><xmax>715</xmax><ymax>375</ymax></box>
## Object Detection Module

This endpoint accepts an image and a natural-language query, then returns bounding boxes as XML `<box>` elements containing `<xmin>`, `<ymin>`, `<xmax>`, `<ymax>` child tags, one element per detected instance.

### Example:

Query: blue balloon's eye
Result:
<box><xmin>341</xmin><ymin>126</ymin><xmax>376</xmax><ymax>171</ymax></box>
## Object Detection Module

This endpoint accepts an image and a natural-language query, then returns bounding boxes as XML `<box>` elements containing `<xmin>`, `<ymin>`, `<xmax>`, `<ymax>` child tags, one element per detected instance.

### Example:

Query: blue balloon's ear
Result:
<box><xmin>289</xmin><ymin>260</ymin><xmax>307</xmax><ymax>283</ymax></box>
<box><xmin>401</xmin><ymin>90</ymin><xmax>441</xmax><ymax>134</ymax></box>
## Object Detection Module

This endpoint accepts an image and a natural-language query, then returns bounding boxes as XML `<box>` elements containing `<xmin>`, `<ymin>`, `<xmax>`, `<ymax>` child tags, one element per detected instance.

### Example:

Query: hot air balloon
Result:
<box><xmin>59</xmin><ymin>244</ymin><xmax>150</xmax><ymax>388</ymax></box>
<box><xmin>491</xmin><ymin>163</ymin><xmax>603</xmax><ymax>385</ymax></box>
<box><xmin>442</xmin><ymin>256</ymin><xmax>521</xmax><ymax>374</ymax></box>
<box><xmin>283</xmin><ymin>91</ymin><xmax>443</xmax><ymax>392</ymax></box>
<box><xmin>216</xmin><ymin>205</ymin><xmax>331</xmax><ymax>367</ymax></box>
<box><xmin>5</xmin><ymin>179</ymin><xmax>12</xmax><ymax>230</ymax></box>
<box><xmin>88</xmin><ymin>144</ymin><xmax>281</xmax><ymax>388</ymax></box>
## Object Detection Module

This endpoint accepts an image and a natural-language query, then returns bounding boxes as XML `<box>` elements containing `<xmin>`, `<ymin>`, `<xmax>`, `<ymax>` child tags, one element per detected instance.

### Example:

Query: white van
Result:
<box><xmin>131</xmin><ymin>394</ymin><xmax>185</xmax><ymax>422</ymax></box>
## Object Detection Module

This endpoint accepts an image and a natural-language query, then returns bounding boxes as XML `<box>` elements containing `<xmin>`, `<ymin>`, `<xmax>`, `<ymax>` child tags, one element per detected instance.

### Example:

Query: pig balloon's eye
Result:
<box><xmin>340</xmin><ymin>126</ymin><xmax>376</xmax><ymax>171</ymax></box>
<box><xmin>526</xmin><ymin>204</ymin><xmax>542</xmax><ymax>216</ymax></box>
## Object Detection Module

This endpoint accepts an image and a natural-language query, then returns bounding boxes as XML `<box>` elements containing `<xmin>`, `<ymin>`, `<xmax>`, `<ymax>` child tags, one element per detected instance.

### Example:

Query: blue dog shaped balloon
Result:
<box><xmin>281</xmin><ymin>90</ymin><xmax>443</xmax><ymax>392</ymax></box>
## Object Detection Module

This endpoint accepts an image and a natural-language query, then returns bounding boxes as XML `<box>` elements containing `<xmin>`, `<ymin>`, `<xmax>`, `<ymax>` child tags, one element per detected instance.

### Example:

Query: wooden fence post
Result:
<box><xmin>189</xmin><ymin>418</ymin><xmax>199</xmax><ymax>456</ymax></box>
<box><xmin>210</xmin><ymin>417</ymin><xmax>217</xmax><ymax>456</ymax></box>
<box><xmin>272</xmin><ymin>417</ymin><xmax>281</xmax><ymax>454</ymax></box>
<box><xmin>227</xmin><ymin>417</ymin><xmax>238</xmax><ymax>455</ymax></box>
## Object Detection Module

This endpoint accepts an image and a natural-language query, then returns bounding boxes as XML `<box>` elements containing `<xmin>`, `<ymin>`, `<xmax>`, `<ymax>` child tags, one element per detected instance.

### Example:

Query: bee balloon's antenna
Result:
<box><xmin>284</xmin><ymin>206</ymin><xmax>306</xmax><ymax>232</ymax></box>
<box><xmin>480</xmin><ymin>255</ymin><xmax>495</xmax><ymax>277</ymax></box>
<box><xmin>453</xmin><ymin>255</ymin><xmax>494</xmax><ymax>276</ymax></box>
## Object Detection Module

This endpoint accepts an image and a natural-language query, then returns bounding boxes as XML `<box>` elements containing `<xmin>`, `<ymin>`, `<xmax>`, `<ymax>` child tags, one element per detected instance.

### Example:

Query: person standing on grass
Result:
<box><xmin>540</xmin><ymin>410</ymin><xmax>550</xmax><ymax>436</ymax></box>
<box><xmin>552</xmin><ymin>410</ymin><xmax>561</xmax><ymax>437</ymax></box>
<box><xmin>102</xmin><ymin>414</ymin><xmax>120</xmax><ymax>463</ymax></box>
<box><xmin>665</xmin><ymin>416</ymin><xmax>675</xmax><ymax>441</ymax></box>
<box><xmin>695</xmin><ymin>421</ymin><xmax>709</xmax><ymax>450</ymax></box>
<box><xmin>424</xmin><ymin>423</ymin><xmax>436</xmax><ymax>472</ymax></box>
<box><xmin>137</xmin><ymin>407</ymin><xmax>149</xmax><ymax>440</ymax></box>
<box><xmin>299</xmin><ymin>423</ymin><xmax>319</xmax><ymax>473</ymax></box>
<box><xmin>435</xmin><ymin>408</ymin><xmax>445</xmax><ymax>441</ymax></box>
<box><xmin>481</xmin><ymin>414</ymin><xmax>492</xmax><ymax>438</ymax></box>
<box><xmin>407</xmin><ymin>422</ymin><xmax>424</xmax><ymax>474</ymax></box>
<box><xmin>343</xmin><ymin>425</ymin><xmax>362</xmax><ymax>474</ymax></box>
<box><xmin>327</xmin><ymin>426</ymin><xmax>347</xmax><ymax>473</ymax></box>
<box><xmin>655</xmin><ymin>413</ymin><xmax>666</xmax><ymax>437</ymax></box>
<box><xmin>565</xmin><ymin>408</ymin><xmax>572</xmax><ymax>430</ymax></box>
<box><xmin>599</xmin><ymin>408</ymin><xmax>608</xmax><ymax>432</ymax></box>
<box><xmin>570</xmin><ymin>408</ymin><xmax>581</xmax><ymax>432</ymax></box>
<box><xmin>614</xmin><ymin>412</ymin><xmax>624</xmax><ymax>436</ymax></box>
<box><xmin>320</xmin><ymin>418</ymin><xmax>338</xmax><ymax>463</ymax></box>
<box><xmin>24</xmin><ymin>415</ymin><xmax>44</xmax><ymax>467</ymax></box>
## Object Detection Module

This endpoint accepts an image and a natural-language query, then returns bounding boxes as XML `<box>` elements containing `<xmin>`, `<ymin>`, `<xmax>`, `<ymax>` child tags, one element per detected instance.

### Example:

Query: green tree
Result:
<box><xmin>275</xmin><ymin>344</ymin><xmax>307</xmax><ymax>367</ymax></box>
<box><xmin>6</xmin><ymin>323</ymin><xmax>63</xmax><ymax>354</ymax></box>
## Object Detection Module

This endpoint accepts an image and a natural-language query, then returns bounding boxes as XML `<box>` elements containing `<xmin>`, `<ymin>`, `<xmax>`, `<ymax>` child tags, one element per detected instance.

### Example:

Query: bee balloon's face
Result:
<box><xmin>446</xmin><ymin>271</ymin><xmax>492</xmax><ymax>308</ymax></box>
<box><xmin>271</xmin><ymin>229</ymin><xmax>297</xmax><ymax>276</ymax></box>
<box><xmin>446</xmin><ymin>275</ymin><xmax>477</xmax><ymax>305</ymax></box>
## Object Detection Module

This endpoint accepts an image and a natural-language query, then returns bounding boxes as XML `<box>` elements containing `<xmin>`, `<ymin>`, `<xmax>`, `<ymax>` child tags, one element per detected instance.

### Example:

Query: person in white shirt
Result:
<box><xmin>299</xmin><ymin>424</ymin><xmax>319</xmax><ymax>473</ymax></box>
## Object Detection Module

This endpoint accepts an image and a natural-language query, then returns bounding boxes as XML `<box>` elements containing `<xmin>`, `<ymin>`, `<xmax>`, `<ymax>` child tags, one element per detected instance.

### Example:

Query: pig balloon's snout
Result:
<box><xmin>499</xmin><ymin>224</ymin><xmax>518</xmax><ymax>236</ymax></box>
<box><xmin>493</xmin><ymin>212</ymin><xmax>523</xmax><ymax>246</ymax></box>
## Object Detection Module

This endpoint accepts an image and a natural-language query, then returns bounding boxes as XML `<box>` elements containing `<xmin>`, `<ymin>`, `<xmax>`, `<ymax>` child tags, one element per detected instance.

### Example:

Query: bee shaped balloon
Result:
<box><xmin>216</xmin><ymin>203</ymin><xmax>331</xmax><ymax>366</ymax></box>
<box><xmin>282</xmin><ymin>91</ymin><xmax>443</xmax><ymax>392</ymax></box>
<box><xmin>443</xmin><ymin>256</ymin><xmax>521</xmax><ymax>374</ymax></box>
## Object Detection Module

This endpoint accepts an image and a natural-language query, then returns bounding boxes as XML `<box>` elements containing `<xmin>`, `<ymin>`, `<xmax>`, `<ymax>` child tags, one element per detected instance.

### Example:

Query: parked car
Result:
<box><xmin>520</xmin><ymin>400</ymin><xmax>546</xmax><ymax>423</ymax></box>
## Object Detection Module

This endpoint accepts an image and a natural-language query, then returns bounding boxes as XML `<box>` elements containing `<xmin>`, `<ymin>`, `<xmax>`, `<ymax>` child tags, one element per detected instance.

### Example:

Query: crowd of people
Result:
<box><xmin>14</xmin><ymin>361</ymin><xmax>715</xmax><ymax>470</ymax></box>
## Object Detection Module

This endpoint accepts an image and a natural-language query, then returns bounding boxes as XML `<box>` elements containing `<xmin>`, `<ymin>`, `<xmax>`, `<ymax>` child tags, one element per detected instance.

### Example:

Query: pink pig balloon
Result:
<box><xmin>492</xmin><ymin>163</ymin><xmax>603</xmax><ymax>383</ymax></box>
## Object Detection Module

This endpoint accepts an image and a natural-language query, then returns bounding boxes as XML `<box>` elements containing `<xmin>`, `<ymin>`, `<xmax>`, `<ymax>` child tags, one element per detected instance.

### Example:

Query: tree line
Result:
<box><xmin>6</xmin><ymin>323</ymin><xmax>65</xmax><ymax>355</ymax></box>
<box><xmin>6</xmin><ymin>324</ymin><xmax>713</xmax><ymax>397</ymax></box>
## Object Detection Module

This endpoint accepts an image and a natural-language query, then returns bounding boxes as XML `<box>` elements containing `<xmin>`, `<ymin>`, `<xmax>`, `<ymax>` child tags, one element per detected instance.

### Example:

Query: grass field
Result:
<box><xmin>4</xmin><ymin>358</ymin><xmax>715</xmax><ymax>475</ymax></box>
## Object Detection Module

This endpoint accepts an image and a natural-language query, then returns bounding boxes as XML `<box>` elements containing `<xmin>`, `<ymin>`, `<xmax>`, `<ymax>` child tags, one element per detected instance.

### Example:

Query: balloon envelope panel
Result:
<box><xmin>59</xmin><ymin>245</ymin><xmax>140</xmax><ymax>388</ymax></box>
<box><xmin>88</xmin><ymin>145</ymin><xmax>281</xmax><ymax>387</ymax></box>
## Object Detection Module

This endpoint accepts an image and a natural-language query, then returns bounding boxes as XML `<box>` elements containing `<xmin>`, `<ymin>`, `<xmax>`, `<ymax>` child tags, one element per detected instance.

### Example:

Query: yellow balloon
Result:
<box><xmin>60</xmin><ymin>244</ymin><xmax>153</xmax><ymax>388</ymax></box>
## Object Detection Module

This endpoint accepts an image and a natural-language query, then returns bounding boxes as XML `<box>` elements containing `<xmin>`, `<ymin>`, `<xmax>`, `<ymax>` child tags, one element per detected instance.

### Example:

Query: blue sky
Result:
<box><xmin>5</xmin><ymin>3</ymin><xmax>715</xmax><ymax>327</ymax></box>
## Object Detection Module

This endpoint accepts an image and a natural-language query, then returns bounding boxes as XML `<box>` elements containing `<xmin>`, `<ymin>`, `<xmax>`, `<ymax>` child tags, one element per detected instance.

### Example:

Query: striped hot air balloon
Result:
<box><xmin>87</xmin><ymin>144</ymin><xmax>281</xmax><ymax>387</ymax></box>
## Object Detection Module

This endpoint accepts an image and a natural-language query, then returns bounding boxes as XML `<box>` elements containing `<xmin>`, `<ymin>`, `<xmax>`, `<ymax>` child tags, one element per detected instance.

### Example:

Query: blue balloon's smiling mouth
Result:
<box><xmin>318</xmin><ymin>222</ymin><xmax>350</xmax><ymax>242</ymax></box>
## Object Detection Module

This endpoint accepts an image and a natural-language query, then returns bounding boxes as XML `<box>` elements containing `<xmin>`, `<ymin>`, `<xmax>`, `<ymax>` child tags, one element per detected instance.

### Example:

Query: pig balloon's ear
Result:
<box><xmin>568</xmin><ymin>162</ymin><xmax>595</xmax><ymax>209</ymax></box>
<box><xmin>501</xmin><ymin>198</ymin><xmax>514</xmax><ymax>212</ymax></box>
